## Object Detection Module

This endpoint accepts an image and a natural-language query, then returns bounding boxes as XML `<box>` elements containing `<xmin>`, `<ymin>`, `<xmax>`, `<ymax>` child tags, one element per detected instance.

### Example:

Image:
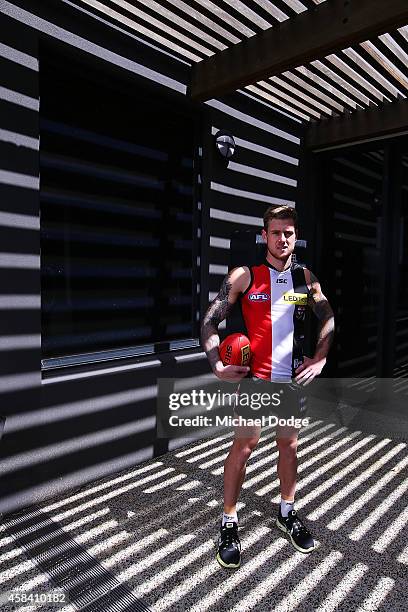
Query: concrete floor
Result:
<box><xmin>1</xmin><ymin>412</ymin><xmax>407</xmax><ymax>612</ymax></box>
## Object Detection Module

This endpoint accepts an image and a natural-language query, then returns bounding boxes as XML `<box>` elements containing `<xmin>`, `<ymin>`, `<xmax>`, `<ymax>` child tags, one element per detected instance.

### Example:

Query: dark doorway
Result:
<box><xmin>313</xmin><ymin>136</ymin><xmax>408</xmax><ymax>378</ymax></box>
<box><xmin>395</xmin><ymin>146</ymin><xmax>408</xmax><ymax>377</ymax></box>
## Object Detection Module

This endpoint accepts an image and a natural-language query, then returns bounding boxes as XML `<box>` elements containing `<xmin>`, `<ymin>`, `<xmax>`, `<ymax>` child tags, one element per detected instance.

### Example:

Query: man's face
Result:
<box><xmin>262</xmin><ymin>218</ymin><xmax>297</xmax><ymax>261</ymax></box>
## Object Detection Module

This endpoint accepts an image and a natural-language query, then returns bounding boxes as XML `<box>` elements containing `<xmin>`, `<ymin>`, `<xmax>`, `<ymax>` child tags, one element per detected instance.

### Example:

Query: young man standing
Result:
<box><xmin>201</xmin><ymin>205</ymin><xmax>335</xmax><ymax>568</ymax></box>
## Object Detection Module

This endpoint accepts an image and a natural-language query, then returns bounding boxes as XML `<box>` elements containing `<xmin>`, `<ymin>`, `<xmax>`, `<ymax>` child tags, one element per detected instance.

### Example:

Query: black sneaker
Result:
<box><xmin>216</xmin><ymin>521</ymin><xmax>241</xmax><ymax>568</ymax></box>
<box><xmin>276</xmin><ymin>509</ymin><xmax>315</xmax><ymax>553</ymax></box>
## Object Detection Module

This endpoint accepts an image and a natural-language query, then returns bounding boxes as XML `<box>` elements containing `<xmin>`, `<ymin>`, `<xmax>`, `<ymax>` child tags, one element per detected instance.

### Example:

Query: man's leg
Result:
<box><xmin>216</xmin><ymin>419</ymin><xmax>261</xmax><ymax>569</ymax></box>
<box><xmin>276</xmin><ymin>424</ymin><xmax>299</xmax><ymax>502</ymax></box>
<box><xmin>223</xmin><ymin>419</ymin><xmax>262</xmax><ymax>515</ymax></box>
<box><xmin>275</xmin><ymin>423</ymin><xmax>315</xmax><ymax>553</ymax></box>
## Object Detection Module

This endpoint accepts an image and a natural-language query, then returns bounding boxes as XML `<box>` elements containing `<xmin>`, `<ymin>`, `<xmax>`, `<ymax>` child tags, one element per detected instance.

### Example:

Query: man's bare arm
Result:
<box><xmin>200</xmin><ymin>267</ymin><xmax>250</xmax><ymax>380</ymax></box>
<box><xmin>295</xmin><ymin>270</ymin><xmax>335</xmax><ymax>384</ymax></box>
<box><xmin>307</xmin><ymin>271</ymin><xmax>335</xmax><ymax>360</ymax></box>
<box><xmin>201</xmin><ymin>273</ymin><xmax>234</xmax><ymax>371</ymax></box>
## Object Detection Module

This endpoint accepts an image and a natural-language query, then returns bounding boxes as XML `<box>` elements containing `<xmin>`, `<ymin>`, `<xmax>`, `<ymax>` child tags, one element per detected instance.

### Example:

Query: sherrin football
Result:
<box><xmin>219</xmin><ymin>333</ymin><xmax>251</xmax><ymax>367</ymax></box>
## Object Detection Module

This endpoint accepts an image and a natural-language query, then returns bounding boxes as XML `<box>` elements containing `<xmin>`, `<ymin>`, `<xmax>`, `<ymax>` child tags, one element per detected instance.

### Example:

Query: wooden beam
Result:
<box><xmin>190</xmin><ymin>0</ymin><xmax>408</xmax><ymax>102</ymax></box>
<box><xmin>305</xmin><ymin>97</ymin><xmax>408</xmax><ymax>150</ymax></box>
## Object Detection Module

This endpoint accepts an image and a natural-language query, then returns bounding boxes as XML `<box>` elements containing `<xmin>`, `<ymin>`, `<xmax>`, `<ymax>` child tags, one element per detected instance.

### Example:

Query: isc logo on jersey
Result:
<box><xmin>248</xmin><ymin>293</ymin><xmax>270</xmax><ymax>302</ymax></box>
<box><xmin>282</xmin><ymin>291</ymin><xmax>308</xmax><ymax>305</ymax></box>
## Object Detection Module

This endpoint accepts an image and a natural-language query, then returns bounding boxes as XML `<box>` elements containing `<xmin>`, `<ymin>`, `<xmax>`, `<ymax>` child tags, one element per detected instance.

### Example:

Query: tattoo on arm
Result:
<box><xmin>307</xmin><ymin>273</ymin><xmax>335</xmax><ymax>360</ymax></box>
<box><xmin>200</xmin><ymin>274</ymin><xmax>234</xmax><ymax>370</ymax></box>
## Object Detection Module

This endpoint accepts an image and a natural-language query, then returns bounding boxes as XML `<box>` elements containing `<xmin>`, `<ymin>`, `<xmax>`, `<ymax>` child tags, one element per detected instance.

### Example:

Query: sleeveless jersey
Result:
<box><xmin>240</xmin><ymin>261</ymin><xmax>310</xmax><ymax>382</ymax></box>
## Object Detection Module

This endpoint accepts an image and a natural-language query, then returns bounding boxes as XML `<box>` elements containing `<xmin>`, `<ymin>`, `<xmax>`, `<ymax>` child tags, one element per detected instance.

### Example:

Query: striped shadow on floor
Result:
<box><xmin>2</xmin><ymin>506</ymin><xmax>151</xmax><ymax>611</ymax></box>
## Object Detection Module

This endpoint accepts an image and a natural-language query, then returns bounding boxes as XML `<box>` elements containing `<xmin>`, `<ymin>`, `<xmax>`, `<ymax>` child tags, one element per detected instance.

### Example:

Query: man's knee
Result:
<box><xmin>276</xmin><ymin>436</ymin><xmax>298</xmax><ymax>458</ymax></box>
<box><xmin>232</xmin><ymin>436</ymin><xmax>259</xmax><ymax>462</ymax></box>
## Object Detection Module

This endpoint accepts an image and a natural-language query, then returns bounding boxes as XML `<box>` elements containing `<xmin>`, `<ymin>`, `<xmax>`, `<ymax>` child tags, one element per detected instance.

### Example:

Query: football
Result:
<box><xmin>219</xmin><ymin>333</ymin><xmax>251</xmax><ymax>367</ymax></box>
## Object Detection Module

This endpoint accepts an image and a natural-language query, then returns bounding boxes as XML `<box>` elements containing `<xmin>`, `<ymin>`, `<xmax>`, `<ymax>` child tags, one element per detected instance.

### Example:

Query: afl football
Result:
<box><xmin>219</xmin><ymin>333</ymin><xmax>251</xmax><ymax>367</ymax></box>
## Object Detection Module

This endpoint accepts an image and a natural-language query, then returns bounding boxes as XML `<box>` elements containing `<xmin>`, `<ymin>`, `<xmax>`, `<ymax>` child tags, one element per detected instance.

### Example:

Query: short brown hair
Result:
<box><xmin>263</xmin><ymin>205</ymin><xmax>298</xmax><ymax>231</ymax></box>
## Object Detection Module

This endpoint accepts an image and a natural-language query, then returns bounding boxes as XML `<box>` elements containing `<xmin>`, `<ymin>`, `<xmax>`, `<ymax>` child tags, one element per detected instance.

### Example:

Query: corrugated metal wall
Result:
<box><xmin>0</xmin><ymin>0</ymin><xmax>304</xmax><ymax>513</ymax></box>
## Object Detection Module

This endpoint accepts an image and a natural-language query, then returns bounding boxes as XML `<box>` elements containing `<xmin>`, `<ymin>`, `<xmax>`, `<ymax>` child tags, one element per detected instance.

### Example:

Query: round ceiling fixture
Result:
<box><xmin>215</xmin><ymin>130</ymin><xmax>236</xmax><ymax>159</ymax></box>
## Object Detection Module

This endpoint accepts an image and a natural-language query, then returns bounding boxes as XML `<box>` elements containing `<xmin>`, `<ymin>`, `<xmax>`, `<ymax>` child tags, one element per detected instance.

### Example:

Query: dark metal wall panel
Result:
<box><xmin>0</xmin><ymin>12</ymin><xmax>41</xmax><ymax>487</ymax></box>
<box><xmin>1</xmin><ymin>354</ymin><xmax>207</xmax><ymax>514</ymax></box>
<box><xmin>0</xmin><ymin>268</ymin><xmax>40</xmax><ymax>295</ymax></box>
<box><xmin>0</xmin><ymin>348</ymin><xmax>40</xmax><ymax>375</ymax></box>
<box><xmin>0</xmin><ymin>141</ymin><xmax>39</xmax><ymax>176</ymax></box>
<box><xmin>0</xmin><ymin>183</ymin><xmax>39</xmax><ymax>216</ymax></box>
<box><xmin>0</xmin><ymin>99</ymin><xmax>39</xmax><ymax>138</ymax></box>
<box><xmin>0</xmin><ymin>226</ymin><xmax>39</xmax><ymax>254</ymax></box>
<box><xmin>0</xmin><ymin>310</ymin><xmax>40</xmax><ymax>336</ymax></box>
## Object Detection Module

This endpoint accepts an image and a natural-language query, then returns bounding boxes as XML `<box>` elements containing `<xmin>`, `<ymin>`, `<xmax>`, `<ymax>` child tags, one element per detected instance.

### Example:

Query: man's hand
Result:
<box><xmin>294</xmin><ymin>356</ymin><xmax>326</xmax><ymax>386</ymax></box>
<box><xmin>214</xmin><ymin>362</ymin><xmax>250</xmax><ymax>382</ymax></box>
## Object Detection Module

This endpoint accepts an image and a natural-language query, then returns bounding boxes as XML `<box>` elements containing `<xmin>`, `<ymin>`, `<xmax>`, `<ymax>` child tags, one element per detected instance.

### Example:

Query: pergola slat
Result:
<box><xmin>343</xmin><ymin>47</ymin><xmax>403</xmax><ymax>99</ymax></box>
<box><xmin>279</xmin><ymin>71</ymin><xmax>345</xmax><ymax>113</ymax></box>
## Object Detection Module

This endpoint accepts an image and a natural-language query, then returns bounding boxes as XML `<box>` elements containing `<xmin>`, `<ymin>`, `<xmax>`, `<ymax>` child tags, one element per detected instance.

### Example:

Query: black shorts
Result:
<box><xmin>234</xmin><ymin>376</ymin><xmax>308</xmax><ymax>420</ymax></box>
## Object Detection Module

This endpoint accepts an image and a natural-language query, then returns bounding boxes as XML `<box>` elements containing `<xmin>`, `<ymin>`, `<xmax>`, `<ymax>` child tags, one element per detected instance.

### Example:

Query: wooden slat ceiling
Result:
<box><xmin>68</xmin><ymin>0</ymin><xmax>408</xmax><ymax>124</ymax></box>
<box><xmin>246</xmin><ymin>28</ymin><xmax>408</xmax><ymax>122</ymax></box>
<box><xmin>71</xmin><ymin>0</ymin><xmax>325</xmax><ymax>63</ymax></box>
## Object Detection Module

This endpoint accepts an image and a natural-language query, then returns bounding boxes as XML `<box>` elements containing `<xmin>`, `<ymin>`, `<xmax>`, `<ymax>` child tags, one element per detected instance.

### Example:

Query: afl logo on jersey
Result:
<box><xmin>248</xmin><ymin>292</ymin><xmax>270</xmax><ymax>302</ymax></box>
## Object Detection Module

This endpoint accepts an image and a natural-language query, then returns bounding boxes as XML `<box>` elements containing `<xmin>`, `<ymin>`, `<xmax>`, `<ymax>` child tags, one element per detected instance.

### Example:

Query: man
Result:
<box><xmin>200</xmin><ymin>205</ymin><xmax>335</xmax><ymax>568</ymax></box>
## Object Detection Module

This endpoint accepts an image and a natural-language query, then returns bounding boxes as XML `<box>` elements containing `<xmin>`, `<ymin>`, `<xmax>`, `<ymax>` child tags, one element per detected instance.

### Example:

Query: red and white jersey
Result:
<box><xmin>240</xmin><ymin>261</ymin><xmax>310</xmax><ymax>382</ymax></box>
